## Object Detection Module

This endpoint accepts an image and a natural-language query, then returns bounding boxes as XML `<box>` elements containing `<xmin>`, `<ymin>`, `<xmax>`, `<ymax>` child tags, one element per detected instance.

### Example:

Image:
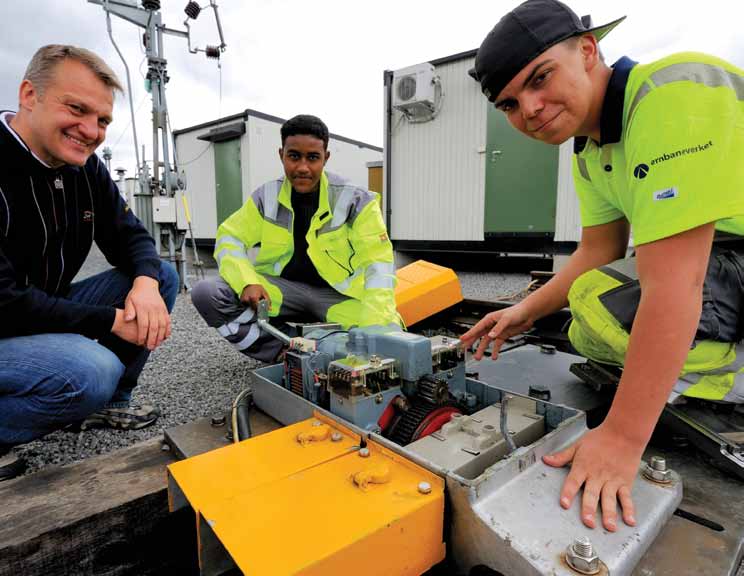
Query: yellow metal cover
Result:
<box><xmin>396</xmin><ymin>260</ymin><xmax>463</xmax><ymax>327</ymax></box>
<box><xmin>167</xmin><ymin>415</ymin><xmax>359</xmax><ymax>512</ymax></box>
<box><xmin>169</xmin><ymin>415</ymin><xmax>445</xmax><ymax>575</ymax></box>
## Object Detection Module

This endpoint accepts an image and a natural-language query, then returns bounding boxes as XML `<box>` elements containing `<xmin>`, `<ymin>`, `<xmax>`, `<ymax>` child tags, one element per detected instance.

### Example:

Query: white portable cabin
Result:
<box><xmin>173</xmin><ymin>109</ymin><xmax>383</xmax><ymax>242</ymax></box>
<box><xmin>383</xmin><ymin>50</ymin><xmax>581</xmax><ymax>258</ymax></box>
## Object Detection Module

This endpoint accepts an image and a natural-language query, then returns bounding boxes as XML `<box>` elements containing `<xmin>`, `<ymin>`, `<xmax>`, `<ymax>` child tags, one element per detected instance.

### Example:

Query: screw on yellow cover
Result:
<box><xmin>296</xmin><ymin>424</ymin><xmax>331</xmax><ymax>446</ymax></box>
<box><xmin>353</xmin><ymin>465</ymin><xmax>391</xmax><ymax>490</ymax></box>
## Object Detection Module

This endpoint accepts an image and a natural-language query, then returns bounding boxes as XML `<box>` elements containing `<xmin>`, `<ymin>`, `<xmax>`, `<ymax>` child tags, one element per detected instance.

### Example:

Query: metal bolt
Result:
<box><xmin>441</xmin><ymin>336</ymin><xmax>448</xmax><ymax>344</ymax></box>
<box><xmin>565</xmin><ymin>536</ymin><xmax>600</xmax><ymax>575</ymax></box>
<box><xmin>369</xmin><ymin>354</ymin><xmax>381</xmax><ymax>366</ymax></box>
<box><xmin>418</xmin><ymin>481</ymin><xmax>432</xmax><ymax>494</ymax></box>
<box><xmin>650</xmin><ymin>456</ymin><xmax>667</xmax><ymax>471</ymax></box>
<box><xmin>211</xmin><ymin>414</ymin><xmax>226</xmax><ymax>427</ymax></box>
<box><xmin>540</xmin><ymin>344</ymin><xmax>557</xmax><ymax>355</ymax></box>
<box><xmin>358</xmin><ymin>447</ymin><xmax>370</xmax><ymax>458</ymax></box>
<box><xmin>573</xmin><ymin>537</ymin><xmax>593</xmax><ymax>557</ymax></box>
<box><xmin>312</xmin><ymin>420</ymin><xmax>322</xmax><ymax>427</ymax></box>
<box><xmin>643</xmin><ymin>456</ymin><xmax>672</xmax><ymax>484</ymax></box>
<box><xmin>331</xmin><ymin>432</ymin><xmax>343</xmax><ymax>442</ymax></box>
<box><xmin>465</xmin><ymin>392</ymin><xmax>477</xmax><ymax>408</ymax></box>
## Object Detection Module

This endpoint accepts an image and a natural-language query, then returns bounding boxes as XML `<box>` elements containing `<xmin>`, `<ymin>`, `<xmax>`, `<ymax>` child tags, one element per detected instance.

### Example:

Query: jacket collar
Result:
<box><xmin>0</xmin><ymin>110</ymin><xmax>82</xmax><ymax>173</ymax></box>
<box><xmin>279</xmin><ymin>171</ymin><xmax>332</xmax><ymax>223</ymax></box>
<box><xmin>574</xmin><ymin>56</ymin><xmax>638</xmax><ymax>154</ymax></box>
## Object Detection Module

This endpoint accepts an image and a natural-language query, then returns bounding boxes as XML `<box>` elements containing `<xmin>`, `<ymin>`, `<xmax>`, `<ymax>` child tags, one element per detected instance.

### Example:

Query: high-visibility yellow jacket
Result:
<box><xmin>214</xmin><ymin>171</ymin><xmax>400</xmax><ymax>328</ymax></box>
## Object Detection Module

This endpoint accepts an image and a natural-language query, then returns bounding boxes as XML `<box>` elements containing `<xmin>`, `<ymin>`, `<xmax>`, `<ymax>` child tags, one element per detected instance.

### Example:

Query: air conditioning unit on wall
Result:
<box><xmin>392</xmin><ymin>62</ymin><xmax>437</xmax><ymax>113</ymax></box>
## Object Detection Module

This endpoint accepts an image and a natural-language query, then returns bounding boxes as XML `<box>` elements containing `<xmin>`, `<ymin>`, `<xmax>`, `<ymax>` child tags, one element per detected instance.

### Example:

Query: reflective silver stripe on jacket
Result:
<box><xmin>215</xmin><ymin>248</ymin><xmax>247</xmax><ymax>266</ymax></box>
<box><xmin>215</xmin><ymin>235</ymin><xmax>248</xmax><ymax>265</ymax></box>
<box><xmin>364</xmin><ymin>262</ymin><xmax>395</xmax><ymax>290</ymax></box>
<box><xmin>217</xmin><ymin>307</ymin><xmax>256</xmax><ymax>337</ymax></box>
<box><xmin>333</xmin><ymin>268</ymin><xmax>363</xmax><ymax>292</ymax></box>
<box><xmin>215</xmin><ymin>235</ymin><xmax>245</xmax><ymax>251</ymax></box>
<box><xmin>627</xmin><ymin>83</ymin><xmax>651</xmax><ymax>122</ymax></box>
<box><xmin>319</xmin><ymin>173</ymin><xmax>376</xmax><ymax>235</ymax></box>
<box><xmin>216</xmin><ymin>243</ymin><xmax>260</xmax><ymax>266</ymax></box>
<box><xmin>576</xmin><ymin>156</ymin><xmax>591</xmax><ymax>182</ymax></box>
<box><xmin>252</xmin><ymin>179</ymin><xmax>292</xmax><ymax>230</ymax></box>
<box><xmin>628</xmin><ymin>61</ymin><xmax>744</xmax><ymax>120</ymax></box>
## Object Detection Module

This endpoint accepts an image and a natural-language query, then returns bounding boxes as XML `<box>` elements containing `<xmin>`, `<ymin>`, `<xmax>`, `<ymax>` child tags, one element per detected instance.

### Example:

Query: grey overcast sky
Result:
<box><xmin>3</xmin><ymin>0</ymin><xmax>744</xmax><ymax>175</ymax></box>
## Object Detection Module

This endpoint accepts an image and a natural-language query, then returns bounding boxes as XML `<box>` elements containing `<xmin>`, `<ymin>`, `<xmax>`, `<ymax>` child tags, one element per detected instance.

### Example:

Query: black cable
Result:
<box><xmin>234</xmin><ymin>395</ymin><xmax>252</xmax><ymax>440</ymax></box>
<box><xmin>314</xmin><ymin>330</ymin><xmax>349</xmax><ymax>341</ymax></box>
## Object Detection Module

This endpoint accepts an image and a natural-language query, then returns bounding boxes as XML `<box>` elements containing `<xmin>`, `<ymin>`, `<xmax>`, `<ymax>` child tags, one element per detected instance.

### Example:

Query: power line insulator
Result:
<box><xmin>205</xmin><ymin>45</ymin><xmax>221</xmax><ymax>59</ymax></box>
<box><xmin>184</xmin><ymin>1</ymin><xmax>201</xmax><ymax>20</ymax></box>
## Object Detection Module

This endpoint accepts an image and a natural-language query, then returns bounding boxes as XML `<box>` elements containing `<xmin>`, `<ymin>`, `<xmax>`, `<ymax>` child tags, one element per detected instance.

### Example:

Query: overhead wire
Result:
<box><xmin>110</xmin><ymin>94</ymin><xmax>149</xmax><ymax>155</ymax></box>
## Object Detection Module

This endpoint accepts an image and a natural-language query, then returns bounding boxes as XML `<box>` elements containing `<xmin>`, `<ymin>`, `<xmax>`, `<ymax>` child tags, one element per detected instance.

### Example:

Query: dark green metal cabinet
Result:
<box><xmin>214</xmin><ymin>139</ymin><xmax>244</xmax><ymax>227</ymax></box>
<box><xmin>484</xmin><ymin>106</ymin><xmax>559</xmax><ymax>235</ymax></box>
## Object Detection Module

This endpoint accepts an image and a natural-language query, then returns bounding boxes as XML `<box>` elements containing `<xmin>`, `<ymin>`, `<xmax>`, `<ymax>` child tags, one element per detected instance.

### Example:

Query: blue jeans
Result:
<box><xmin>0</xmin><ymin>262</ymin><xmax>178</xmax><ymax>447</ymax></box>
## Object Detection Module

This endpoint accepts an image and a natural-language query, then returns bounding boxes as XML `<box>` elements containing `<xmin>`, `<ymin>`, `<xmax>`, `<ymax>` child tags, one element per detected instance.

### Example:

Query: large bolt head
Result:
<box><xmin>565</xmin><ymin>542</ymin><xmax>600</xmax><ymax>575</ymax></box>
<box><xmin>643</xmin><ymin>461</ymin><xmax>672</xmax><ymax>483</ymax></box>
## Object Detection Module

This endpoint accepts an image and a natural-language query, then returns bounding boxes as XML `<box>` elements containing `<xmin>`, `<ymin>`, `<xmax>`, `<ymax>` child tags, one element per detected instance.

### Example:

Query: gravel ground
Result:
<box><xmin>14</xmin><ymin>247</ymin><xmax>531</xmax><ymax>475</ymax></box>
<box><xmin>456</xmin><ymin>270</ymin><xmax>532</xmax><ymax>301</ymax></box>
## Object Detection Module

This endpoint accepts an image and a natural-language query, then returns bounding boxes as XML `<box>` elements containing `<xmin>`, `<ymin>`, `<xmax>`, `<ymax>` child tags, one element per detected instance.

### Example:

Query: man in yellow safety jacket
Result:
<box><xmin>462</xmin><ymin>0</ymin><xmax>744</xmax><ymax>535</ymax></box>
<box><xmin>192</xmin><ymin>114</ymin><xmax>400</xmax><ymax>362</ymax></box>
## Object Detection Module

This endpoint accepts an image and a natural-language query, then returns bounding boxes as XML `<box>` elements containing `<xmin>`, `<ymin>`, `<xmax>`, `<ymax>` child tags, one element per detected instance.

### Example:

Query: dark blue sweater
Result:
<box><xmin>0</xmin><ymin>114</ymin><xmax>160</xmax><ymax>339</ymax></box>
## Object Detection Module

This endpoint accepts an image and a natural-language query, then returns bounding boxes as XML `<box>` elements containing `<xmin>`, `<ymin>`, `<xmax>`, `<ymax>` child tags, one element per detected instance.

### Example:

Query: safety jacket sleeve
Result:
<box><xmin>214</xmin><ymin>194</ymin><xmax>264</xmax><ymax>296</ymax></box>
<box><xmin>348</xmin><ymin>196</ymin><xmax>400</xmax><ymax>327</ymax></box>
<box><xmin>91</xmin><ymin>156</ymin><xmax>161</xmax><ymax>281</ymax></box>
<box><xmin>624</xmin><ymin>65</ymin><xmax>744</xmax><ymax>245</ymax></box>
<box><xmin>625</xmin><ymin>53</ymin><xmax>744</xmax><ymax>244</ymax></box>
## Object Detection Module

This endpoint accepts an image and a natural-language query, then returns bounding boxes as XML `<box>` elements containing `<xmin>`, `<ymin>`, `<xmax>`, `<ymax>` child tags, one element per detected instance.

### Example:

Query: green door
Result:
<box><xmin>484</xmin><ymin>106</ymin><xmax>559</xmax><ymax>234</ymax></box>
<box><xmin>214</xmin><ymin>139</ymin><xmax>243</xmax><ymax>227</ymax></box>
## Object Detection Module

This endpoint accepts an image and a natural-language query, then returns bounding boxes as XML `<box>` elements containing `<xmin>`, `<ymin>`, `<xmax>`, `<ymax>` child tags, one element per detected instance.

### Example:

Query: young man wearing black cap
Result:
<box><xmin>462</xmin><ymin>0</ymin><xmax>744</xmax><ymax>532</ymax></box>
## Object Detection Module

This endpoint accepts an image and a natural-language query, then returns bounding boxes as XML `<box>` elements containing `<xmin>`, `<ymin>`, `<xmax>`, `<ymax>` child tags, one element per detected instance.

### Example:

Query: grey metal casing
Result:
<box><xmin>247</xmin><ymin>363</ymin><xmax>682</xmax><ymax>576</ymax></box>
<box><xmin>446</xmin><ymin>427</ymin><xmax>683</xmax><ymax>576</ymax></box>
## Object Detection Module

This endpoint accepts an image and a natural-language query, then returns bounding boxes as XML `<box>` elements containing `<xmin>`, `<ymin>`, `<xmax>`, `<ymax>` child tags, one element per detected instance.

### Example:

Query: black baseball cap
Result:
<box><xmin>473</xmin><ymin>0</ymin><xmax>625</xmax><ymax>102</ymax></box>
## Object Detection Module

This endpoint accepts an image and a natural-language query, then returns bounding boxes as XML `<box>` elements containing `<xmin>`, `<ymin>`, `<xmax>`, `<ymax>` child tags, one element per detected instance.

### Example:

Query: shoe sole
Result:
<box><xmin>80</xmin><ymin>416</ymin><xmax>159</xmax><ymax>431</ymax></box>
